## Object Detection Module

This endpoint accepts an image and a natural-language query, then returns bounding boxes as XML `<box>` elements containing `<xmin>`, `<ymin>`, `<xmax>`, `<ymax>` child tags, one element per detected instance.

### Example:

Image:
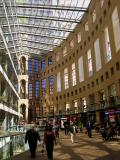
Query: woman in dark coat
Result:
<box><xmin>44</xmin><ymin>126</ymin><xmax>56</xmax><ymax>160</ymax></box>
<box><xmin>25</xmin><ymin>125</ymin><xmax>41</xmax><ymax>158</ymax></box>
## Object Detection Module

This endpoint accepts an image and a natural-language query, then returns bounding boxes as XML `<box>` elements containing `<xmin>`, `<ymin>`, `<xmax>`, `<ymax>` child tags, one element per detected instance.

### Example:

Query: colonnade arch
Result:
<box><xmin>20</xmin><ymin>104</ymin><xmax>26</xmax><ymax>121</ymax></box>
<box><xmin>20</xmin><ymin>79</ymin><xmax>26</xmax><ymax>99</ymax></box>
<box><xmin>20</xmin><ymin>56</ymin><xmax>27</xmax><ymax>74</ymax></box>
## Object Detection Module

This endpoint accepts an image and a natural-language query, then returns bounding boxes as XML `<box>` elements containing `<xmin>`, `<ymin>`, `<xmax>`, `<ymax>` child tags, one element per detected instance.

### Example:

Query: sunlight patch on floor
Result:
<box><xmin>72</xmin><ymin>145</ymin><xmax>109</xmax><ymax>160</ymax></box>
<box><xmin>54</xmin><ymin>152</ymin><xmax>72</xmax><ymax>159</ymax></box>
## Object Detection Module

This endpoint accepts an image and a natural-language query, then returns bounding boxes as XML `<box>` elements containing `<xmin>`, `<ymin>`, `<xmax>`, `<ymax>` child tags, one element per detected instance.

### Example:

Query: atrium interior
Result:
<box><xmin>0</xmin><ymin>0</ymin><xmax>120</xmax><ymax>159</ymax></box>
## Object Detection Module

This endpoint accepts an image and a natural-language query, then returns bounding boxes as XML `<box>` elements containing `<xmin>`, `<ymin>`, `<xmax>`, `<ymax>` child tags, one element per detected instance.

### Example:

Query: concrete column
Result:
<box><xmin>25</xmin><ymin>57</ymin><xmax>28</xmax><ymax>74</ymax></box>
<box><xmin>18</xmin><ymin>79</ymin><xmax>20</xmax><ymax>95</ymax></box>
<box><xmin>18</xmin><ymin>102</ymin><xmax>21</xmax><ymax>114</ymax></box>
<box><xmin>10</xmin><ymin>116</ymin><xmax>14</xmax><ymax>128</ymax></box>
<box><xmin>77</xmin><ymin>98</ymin><xmax>81</xmax><ymax>113</ymax></box>
<box><xmin>70</xmin><ymin>100</ymin><xmax>74</xmax><ymax>114</ymax></box>
<box><xmin>2</xmin><ymin>83</ymin><xmax>7</xmax><ymax>98</ymax></box>
<box><xmin>103</xmin><ymin>85</ymin><xmax>109</xmax><ymax>108</ymax></box>
<box><xmin>46</xmin><ymin>76</ymin><xmax>49</xmax><ymax>95</ymax></box>
<box><xmin>115</xmin><ymin>79</ymin><xmax>120</xmax><ymax>96</ymax></box>
<box><xmin>75</xmin><ymin>61</ymin><xmax>79</xmax><ymax>85</ymax></box>
<box><xmin>54</xmin><ymin>73</ymin><xmax>57</xmax><ymax>93</ymax></box>
<box><xmin>2</xmin><ymin>114</ymin><xmax>7</xmax><ymax>131</ymax></box>
<box><xmin>60</xmin><ymin>69</ymin><xmax>64</xmax><ymax>91</ymax></box>
<box><xmin>86</xmin><ymin>96</ymin><xmax>89</xmax><ymax>111</ymax></box>
<box><xmin>95</xmin><ymin>92</ymin><xmax>100</xmax><ymax>123</ymax></box>
<box><xmin>26</xmin><ymin>79</ymin><xmax>28</xmax><ymax>96</ymax></box>
<box><xmin>26</xmin><ymin>106</ymin><xmax>28</xmax><ymax>123</ymax></box>
<box><xmin>18</xmin><ymin>55</ymin><xmax>29</xmax><ymax>122</ymax></box>
<box><xmin>68</xmin><ymin>64</ymin><xmax>72</xmax><ymax>88</ymax></box>
<box><xmin>0</xmin><ymin>79</ymin><xmax>2</xmax><ymax>95</ymax></box>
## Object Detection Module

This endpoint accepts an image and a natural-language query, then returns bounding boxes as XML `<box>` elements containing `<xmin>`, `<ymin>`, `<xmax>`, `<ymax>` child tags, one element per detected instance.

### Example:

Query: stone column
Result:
<box><xmin>95</xmin><ymin>92</ymin><xmax>100</xmax><ymax>123</ymax></box>
<box><xmin>26</xmin><ymin>106</ymin><xmax>28</xmax><ymax>123</ymax></box>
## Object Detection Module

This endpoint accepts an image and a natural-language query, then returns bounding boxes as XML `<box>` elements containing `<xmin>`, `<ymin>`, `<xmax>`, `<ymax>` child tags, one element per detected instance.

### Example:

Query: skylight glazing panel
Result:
<box><xmin>0</xmin><ymin>0</ymin><xmax>91</xmax><ymax>56</ymax></box>
<box><xmin>18</xmin><ymin>17</ymin><xmax>28</xmax><ymax>24</ymax></box>
<box><xmin>54</xmin><ymin>39</ymin><xmax>61</xmax><ymax>44</ymax></box>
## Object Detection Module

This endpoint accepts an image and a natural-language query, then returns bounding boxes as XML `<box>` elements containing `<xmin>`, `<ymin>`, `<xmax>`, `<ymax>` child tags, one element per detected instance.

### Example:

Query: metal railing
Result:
<box><xmin>0</xmin><ymin>132</ymin><xmax>27</xmax><ymax>160</ymax></box>
<box><xmin>0</xmin><ymin>128</ymin><xmax>44</xmax><ymax>160</ymax></box>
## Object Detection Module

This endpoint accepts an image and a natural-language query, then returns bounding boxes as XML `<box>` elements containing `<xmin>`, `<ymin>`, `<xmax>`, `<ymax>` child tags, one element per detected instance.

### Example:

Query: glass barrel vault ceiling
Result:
<box><xmin>0</xmin><ymin>0</ymin><xmax>91</xmax><ymax>57</ymax></box>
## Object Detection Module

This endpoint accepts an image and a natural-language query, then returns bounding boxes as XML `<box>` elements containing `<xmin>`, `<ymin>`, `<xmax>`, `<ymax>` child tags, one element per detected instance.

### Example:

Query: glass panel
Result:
<box><xmin>41</xmin><ymin>60</ymin><xmax>46</xmax><ymax>71</ymax></box>
<box><xmin>28</xmin><ymin>83</ymin><xmax>32</xmax><ymax>99</ymax></box>
<box><xmin>85</xmin><ymin>21</ymin><xmax>89</xmax><ymax>31</ymax></box>
<box><xmin>74</xmin><ymin>100</ymin><xmax>78</xmax><ymax>113</ymax></box>
<box><xmin>42</xmin><ymin>79</ymin><xmax>46</xmax><ymax>96</ymax></box>
<box><xmin>63</xmin><ymin>46</ymin><xmax>67</xmax><ymax>57</ymax></box>
<box><xmin>108</xmin><ymin>84</ymin><xmax>116</xmax><ymax>96</ymax></box>
<box><xmin>77</xmin><ymin>32</ymin><xmax>81</xmax><ymax>43</ymax></box>
<box><xmin>81</xmin><ymin>97</ymin><xmax>87</xmax><ymax>112</ymax></box>
<box><xmin>112</xmin><ymin>7</ymin><xmax>120</xmax><ymax>52</ymax></box>
<box><xmin>92</xmin><ymin>9</ymin><xmax>96</xmax><ymax>23</ymax></box>
<box><xmin>64</xmin><ymin>68</ymin><xmax>69</xmax><ymax>89</ymax></box>
<box><xmin>66</xmin><ymin>103</ymin><xmax>70</xmax><ymax>114</ymax></box>
<box><xmin>87</xmin><ymin>49</ymin><xmax>93</xmax><ymax>77</ymax></box>
<box><xmin>104</xmin><ymin>27</ymin><xmax>112</xmax><ymax>63</ymax></box>
<box><xmin>78</xmin><ymin>56</ymin><xmax>84</xmax><ymax>82</ymax></box>
<box><xmin>34</xmin><ymin>59</ymin><xmax>39</xmax><ymax>72</ymax></box>
<box><xmin>94</xmin><ymin>38</ymin><xmax>102</xmax><ymax>71</ymax></box>
<box><xmin>48</xmin><ymin>75</ymin><xmax>54</xmax><ymax>94</ymax></box>
<box><xmin>0</xmin><ymin>130</ymin><xmax>43</xmax><ymax>159</ymax></box>
<box><xmin>0</xmin><ymin>0</ymin><xmax>91</xmax><ymax>55</ymax></box>
<box><xmin>70</xmin><ymin>39</ymin><xmax>74</xmax><ymax>49</ymax></box>
<box><xmin>48</xmin><ymin>56</ymin><xmax>53</xmax><ymax>66</ymax></box>
<box><xmin>28</xmin><ymin>59</ymin><xmax>32</xmax><ymax>75</ymax></box>
<box><xmin>56</xmin><ymin>52</ymin><xmax>60</xmax><ymax>62</ymax></box>
<box><xmin>35</xmin><ymin>81</ymin><xmax>39</xmax><ymax>99</ymax></box>
<box><xmin>57</xmin><ymin>72</ymin><xmax>61</xmax><ymax>92</ymax></box>
<box><xmin>72</xmin><ymin>63</ymin><xmax>76</xmax><ymax>86</ymax></box>
<box><xmin>100</xmin><ymin>0</ymin><xmax>104</xmax><ymax>8</ymax></box>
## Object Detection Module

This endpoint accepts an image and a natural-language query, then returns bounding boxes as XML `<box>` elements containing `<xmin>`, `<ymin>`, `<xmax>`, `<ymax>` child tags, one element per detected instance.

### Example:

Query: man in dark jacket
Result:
<box><xmin>86</xmin><ymin>121</ymin><xmax>92</xmax><ymax>138</ymax></box>
<box><xmin>25</xmin><ymin>124</ymin><xmax>41</xmax><ymax>158</ymax></box>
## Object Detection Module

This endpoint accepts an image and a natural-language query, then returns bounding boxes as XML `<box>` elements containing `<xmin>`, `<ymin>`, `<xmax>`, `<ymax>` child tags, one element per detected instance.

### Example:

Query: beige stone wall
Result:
<box><xmin>41</xmin><ymin>0</ymin><xmax>120</xmax><ymax>120</ymax></box>
<box><xmin>18</xmin><ymin>55</ymin><xmax>29</xmax><ymax>122</ymax></box>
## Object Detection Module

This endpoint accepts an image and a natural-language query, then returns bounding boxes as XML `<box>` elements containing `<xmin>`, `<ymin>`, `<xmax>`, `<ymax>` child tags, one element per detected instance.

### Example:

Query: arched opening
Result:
<box><xmin>20</xmin><ymin>104</ymin><xmax>26</xmax><ymax>121</ymax></box>
<box><xmin>20</xmin><ymin>56</ymin><xmax>26</xmax><ymax>74</ymax></box>
<box><xmin>20</xmin><ymin>79</ymin><xmax>26</xmax><ymax>99</ymax></box>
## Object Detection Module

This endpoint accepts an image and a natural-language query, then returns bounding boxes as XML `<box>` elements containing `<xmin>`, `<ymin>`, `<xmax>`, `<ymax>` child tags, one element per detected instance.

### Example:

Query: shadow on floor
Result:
<box><xmin>11</xmin><ymin>145</ymin><xmax>47</xmax><ymax>160</ymax></box>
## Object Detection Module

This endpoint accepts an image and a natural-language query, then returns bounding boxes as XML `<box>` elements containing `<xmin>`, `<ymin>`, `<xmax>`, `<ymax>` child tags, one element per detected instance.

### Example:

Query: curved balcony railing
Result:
<box><xmin>0</xmin><ymin>97</ymin><xmax>17</xmax><ymax>112</ymax></box>
<box><xmin>0</xmin><ymin>132</ymin><xmax>28</xmax><ymax>160</ymax></box>
<box><xmin>0</xmin><ymin>128</ymin><xmax>44</xmax><ymax>160</ymax></box>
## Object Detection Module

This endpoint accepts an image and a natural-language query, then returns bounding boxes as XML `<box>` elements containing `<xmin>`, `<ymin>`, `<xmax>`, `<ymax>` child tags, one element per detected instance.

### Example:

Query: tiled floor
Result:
<box><xmin>12</xmin><ymin>131</ymin><xmax>120</xmax><ymax>160</ymax></box>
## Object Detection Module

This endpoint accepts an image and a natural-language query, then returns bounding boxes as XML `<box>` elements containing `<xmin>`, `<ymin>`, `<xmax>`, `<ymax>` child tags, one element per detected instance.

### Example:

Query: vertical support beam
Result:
<box><xmin>2</xmin><ymin>0</ymin><xmax>21</xmax><ymax>74</ymax></box>
<box><xmin>26</xmin><ymin>106</ymin><xmax>28</xmax><ymax>123</ymax></box>
<box><xmin>95</xmin><ymin>92</ymin><xmax>100</xmax><ymax>123</ymax></box>
<box><xmin>2</xmin><ymin>113</ymin><xmax>8</xmax><ymax>130</ymax></box>
<box><xmin>0</xmin><ymin>27</ymin><xmax>18</xmax><ymax>79</ymax></box>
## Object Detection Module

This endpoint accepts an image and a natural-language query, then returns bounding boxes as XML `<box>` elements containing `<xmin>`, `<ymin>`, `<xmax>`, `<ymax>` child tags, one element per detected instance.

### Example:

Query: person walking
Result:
<box><xmin>44</xmin><ymin>125</ymin><xmax>56</xmax><ymax>160</ymax></box>
<box><xmin>63</xmin><ymin>119</ymin><xmax>70</xmax><ymax>135</ymax></box>
<box><xmin>63</xmin><ymin>121</ymin><xmax>67</xmax><ymax>135</ymax></box>
<box><xmin>54</xmin><ymin>122</ymin><xmax>59</xmax><ymax>138</ymax></box>
<box><xmin>25</xmin><ymin>124</ymin><xmax>41</xmax><ymax>158</ymax></box>
<box><xmin>86</xmin><ymin>121</ymin><xmax>92</xmax><ymax>138</ymax></box>
<box><xmin>69</xmin><ymin>122</ymin><xmax>77</xmax><ymax>143</ymax></box>
<box><xmin>79</xmin><ymin>122</ymin><xmax>83</xmax><ymax>132</ymax></box>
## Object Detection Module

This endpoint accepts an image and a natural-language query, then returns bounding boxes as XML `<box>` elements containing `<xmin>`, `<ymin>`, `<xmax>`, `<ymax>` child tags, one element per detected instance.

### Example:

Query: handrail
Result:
<box><xmin>0</xmin><ymin>132</ymin><xmax>25</xmax><ymax>139</ymax></box>
<box><xmin>0</xmin><ymin>129</ymin><xmax>43</xmax><ymax>159</ymax></box>
<box><xmin>0</xmin><ymin>128</ymin><xmax>43</xmax><ymax>139</ymax></box>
